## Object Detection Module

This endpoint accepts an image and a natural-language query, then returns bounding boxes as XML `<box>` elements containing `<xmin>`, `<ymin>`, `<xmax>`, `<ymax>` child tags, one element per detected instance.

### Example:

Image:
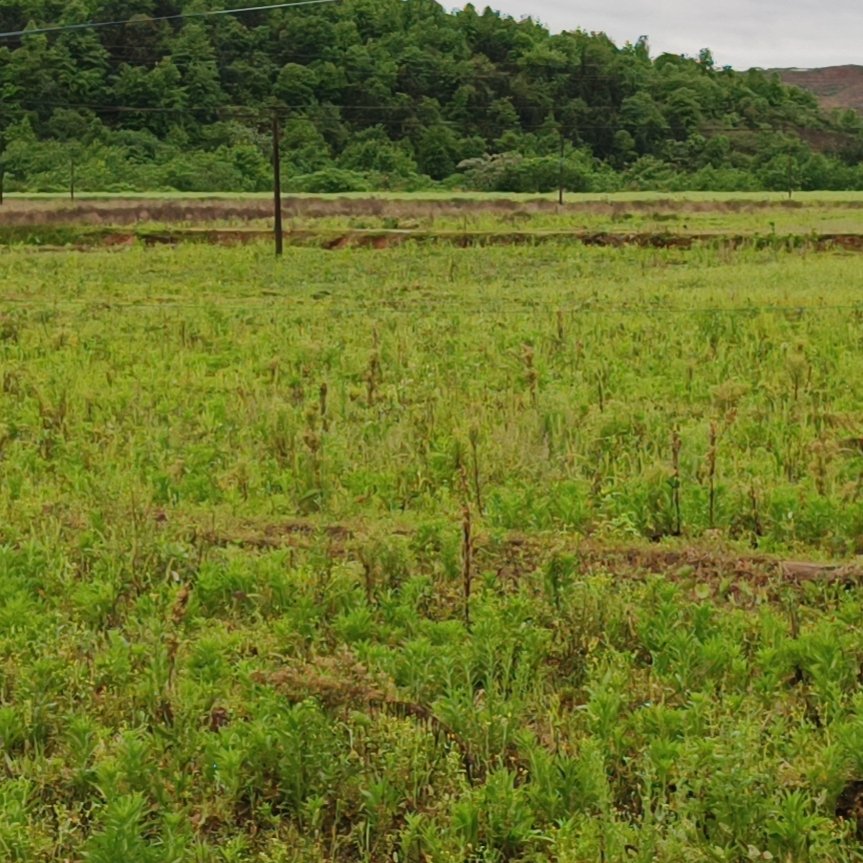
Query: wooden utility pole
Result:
<box><xmin>272</xmin><ymin>111</ymin><xmax>283</xmax><ymax>256</ymax></box>
<box><xmin>558</xmin><ymin>134</ymin><xmax>565</xmax><ymax>206</ymax></box>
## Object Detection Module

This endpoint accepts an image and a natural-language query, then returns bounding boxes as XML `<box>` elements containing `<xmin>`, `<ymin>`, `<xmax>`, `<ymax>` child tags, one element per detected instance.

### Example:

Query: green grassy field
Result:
<box><xmin>2</xmin><ymin>240</ymin><xmax>863</xmax><ymax>861</ymax></box>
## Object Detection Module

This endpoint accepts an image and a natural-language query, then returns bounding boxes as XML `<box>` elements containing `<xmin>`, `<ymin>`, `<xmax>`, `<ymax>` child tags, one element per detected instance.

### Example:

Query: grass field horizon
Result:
<box><xmin>3</xmin><ymin>189</ymin><xmax>863</xmax><ymax>204</ymax></box>
<box><xmin>3</xmin><ymin>191</ymin><xmax>863</xmax><ymax>249</ymax></box>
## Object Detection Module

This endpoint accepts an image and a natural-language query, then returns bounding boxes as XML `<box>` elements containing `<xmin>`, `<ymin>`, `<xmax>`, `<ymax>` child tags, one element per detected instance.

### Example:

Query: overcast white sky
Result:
<box><xmin>474</xmin><ymin>1</ymin><xmax>863</xmax><ymax>69</ymax></box>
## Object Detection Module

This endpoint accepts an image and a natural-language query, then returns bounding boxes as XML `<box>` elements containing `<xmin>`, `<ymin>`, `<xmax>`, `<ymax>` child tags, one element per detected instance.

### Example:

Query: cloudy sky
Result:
<box><xmin>478</xmin><ymin>1</ymin><xmax>862</xmax><ymax>69</ymax></box>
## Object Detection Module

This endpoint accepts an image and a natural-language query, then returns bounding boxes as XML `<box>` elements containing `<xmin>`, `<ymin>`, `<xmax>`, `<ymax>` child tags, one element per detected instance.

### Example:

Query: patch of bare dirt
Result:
<box><xmin>836</xmin><ymin>781</ymin><xmax>863</xmax><ymax>840</ymax></box>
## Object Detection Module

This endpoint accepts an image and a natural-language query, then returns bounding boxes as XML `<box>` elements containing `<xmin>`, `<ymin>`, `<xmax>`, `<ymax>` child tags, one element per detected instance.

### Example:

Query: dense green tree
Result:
<box><xmin>338</xmin><ymin>125</ymin><xmax>418</xmax><ymax>176</ymax></box>
<box><xmin>275</xmin><ymin>63</ymin><xmax>318</xmax><ymax>107</ymax></box>
<box><xmin>621</xmin><ymin>92</ymin><xmax>669</xmax><ymax>153</ymax></box>
<box><xmin>280</xmin><ymin>117</ymin><xmax>332</xmax><ymax>175</ymax></box>
<box><xmin>415</xmin><ymin>122</ymin><xmax>461</xmax><ymax>178</ymax></box>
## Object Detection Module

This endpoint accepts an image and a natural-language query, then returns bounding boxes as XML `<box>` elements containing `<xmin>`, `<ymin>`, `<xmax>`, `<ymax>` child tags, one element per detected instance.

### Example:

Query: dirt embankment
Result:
<box><xmin>0</xmin><ymin>195</ymin><xmax>853</xmax><ymax>228</ymax></box>
<box><xmin>194</xmin><ymin>515</ymin><xmax>863</xmax><ymax>593</ymax></box>
<box><xmin>6</xmin><ymin>226</ymin><xmax>863</xmax><ymax>253</ymax></box>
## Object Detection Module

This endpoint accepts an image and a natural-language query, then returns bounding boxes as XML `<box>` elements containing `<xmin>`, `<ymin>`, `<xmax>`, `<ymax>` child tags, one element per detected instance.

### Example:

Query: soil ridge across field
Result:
<box><xmin>6</xmin><ymin>226</ymin><xmax>863</xmax><ymax>253</ymax></box>
<box><xmin>191</xmin><ymin>515</ymin><xmax>863</xmax><ymax>592</ymax></box>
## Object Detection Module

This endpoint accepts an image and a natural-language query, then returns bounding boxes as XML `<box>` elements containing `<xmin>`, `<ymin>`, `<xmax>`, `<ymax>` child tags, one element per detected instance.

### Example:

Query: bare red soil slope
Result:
<box><xmin>777</xmin><ymin>65</ymin><xmax>863</xmax><ymax>114</ymax></box>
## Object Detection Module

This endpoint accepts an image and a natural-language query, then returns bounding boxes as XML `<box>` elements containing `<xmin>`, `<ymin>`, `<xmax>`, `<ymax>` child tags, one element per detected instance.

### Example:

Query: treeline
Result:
<box><xmin>1</xmin><ymin>0</ymin><xmax>863</xmax><ymax>193</ymax></box>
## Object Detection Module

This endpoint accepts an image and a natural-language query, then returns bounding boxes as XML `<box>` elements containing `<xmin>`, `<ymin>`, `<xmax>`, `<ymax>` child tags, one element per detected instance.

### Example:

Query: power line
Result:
<box><xmin>0</xmin><ymin>0</ymin><xmax>341</xmax><ymax>41</ymax></box>
<box><xmin>11</xmin><ymin>99</ymin><xmax>664</xmax><ymax>134</ymax></box>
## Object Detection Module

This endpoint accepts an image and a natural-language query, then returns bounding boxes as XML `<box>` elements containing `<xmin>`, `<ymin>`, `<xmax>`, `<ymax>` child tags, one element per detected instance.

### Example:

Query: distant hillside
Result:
<box><xmin>2</xmin><ymin>0</ymin><xmax>863</xmax><ymax>191</ymax></box>
<box><xmin>777</xmin><ymin>65</ymin><xmax>863</xmax><ymax>115</ymax></box>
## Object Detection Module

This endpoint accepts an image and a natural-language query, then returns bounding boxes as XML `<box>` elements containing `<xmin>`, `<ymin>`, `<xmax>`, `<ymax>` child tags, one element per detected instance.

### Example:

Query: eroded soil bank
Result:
<box><xmin>5</xmin><ymin>225</ymin><xmax>863</xmax><ymax>252</ymax></box>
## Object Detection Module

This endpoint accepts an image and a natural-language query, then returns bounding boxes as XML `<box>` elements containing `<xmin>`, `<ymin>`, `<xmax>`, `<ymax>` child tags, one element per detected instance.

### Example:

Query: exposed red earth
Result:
<box><xmin>777</xmin><ymin>65</ymin><xmax>863</xmax><ymax>114</ymax></box>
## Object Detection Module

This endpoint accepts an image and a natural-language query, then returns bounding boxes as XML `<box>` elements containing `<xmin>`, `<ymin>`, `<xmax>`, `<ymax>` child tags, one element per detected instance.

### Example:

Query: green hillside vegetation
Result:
<box><xmin>1</xmin><ymin>0</ymin><xmax>863</xmax><ymax>193</ymax></box>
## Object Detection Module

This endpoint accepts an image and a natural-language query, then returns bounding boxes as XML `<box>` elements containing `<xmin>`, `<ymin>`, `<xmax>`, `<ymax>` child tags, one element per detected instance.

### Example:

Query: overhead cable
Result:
<box><xmin>0</xmin><ymin>0</ymin><xmax>341</xmax><ymax>41</ymax></box>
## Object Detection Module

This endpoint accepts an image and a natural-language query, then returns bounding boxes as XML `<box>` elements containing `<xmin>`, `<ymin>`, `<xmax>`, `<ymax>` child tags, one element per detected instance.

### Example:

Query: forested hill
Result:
<box><xmin>2</xmin><ymin>0</ymin><xmax>863</xmax><ymax>193</ymax></box>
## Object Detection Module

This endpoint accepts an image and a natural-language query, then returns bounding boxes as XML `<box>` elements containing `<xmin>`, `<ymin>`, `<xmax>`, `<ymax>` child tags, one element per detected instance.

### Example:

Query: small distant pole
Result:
<box><xmin>786</xmin><ymin>152</ymin><xmax>793</xmax><ymax>200</ymax></box>
<box><xmin>558</xmin><ymin>134</ymin><xmax>565</xmax><ymax>206</ymax></box>
<box><xmin>70</xmin><ymin>157</ymin><xmax>75</xmax><ymax>201</ymax></box>
<box><xmin>0</xmin><ymin>166</ymin><xmax>4</xmax><ymax>206</ymax></box>
<box><xmin>272</xmin><ymin>110</ymin><xmax>283</xmax><ymax>256</ymax></box>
